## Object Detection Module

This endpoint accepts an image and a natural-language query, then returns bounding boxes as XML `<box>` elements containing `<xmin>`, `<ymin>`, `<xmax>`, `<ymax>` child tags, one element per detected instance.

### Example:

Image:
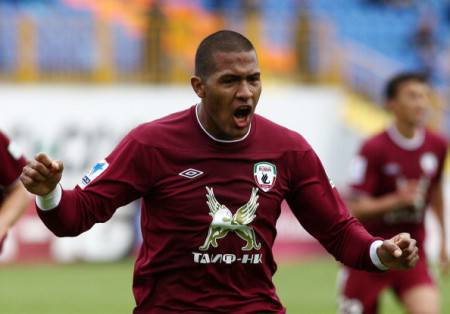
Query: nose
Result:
<box><xmin>236</xmin><ymin>81</ymin><xmax>252</xmax><ymax>100</ymax></box>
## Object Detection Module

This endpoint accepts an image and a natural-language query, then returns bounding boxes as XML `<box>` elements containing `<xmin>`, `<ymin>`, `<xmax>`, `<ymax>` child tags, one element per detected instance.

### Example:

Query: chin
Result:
<box><xmin>229</xmin><ymin>129</ymin><xmax>248</xmax><ymax>140</ymax></box>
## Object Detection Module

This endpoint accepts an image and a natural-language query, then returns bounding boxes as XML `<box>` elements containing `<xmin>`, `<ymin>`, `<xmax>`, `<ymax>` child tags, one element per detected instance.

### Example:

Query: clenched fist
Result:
<box><xmin>20</xmin><ymin>153</ymin><xmax>64</xmax><ymax>196</ymax></box>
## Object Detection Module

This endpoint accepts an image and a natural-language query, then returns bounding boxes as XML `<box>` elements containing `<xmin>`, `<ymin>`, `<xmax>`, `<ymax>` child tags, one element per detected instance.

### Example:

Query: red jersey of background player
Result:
<box><xmin>349</xmin><ymin>125</ymin><xmax>447</xmax><ymax>249</ymax></box>
<box><xmin>38</xmin><ymin>106</ymin><xmax>383</xmax><ymax>313</ymax></box>
<box><xmin>0</xmin><ymin>131</ymin><xmax>27</xmax><ymax>251</ymax></box>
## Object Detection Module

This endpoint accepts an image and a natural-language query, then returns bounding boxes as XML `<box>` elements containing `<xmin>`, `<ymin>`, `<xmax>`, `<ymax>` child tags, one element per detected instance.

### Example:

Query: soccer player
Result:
<box><xmin>340</xmin><ymin>73</ymin><xmax>447</xmax><ymax>314</ymax></box>
<box><xmin>21</xmin><ymin>31</ymin><xmax>419</xmax><ymax>313</ymax></box>
<box><xmin>0</xmin><ymin>131</ymin><xmax>30</xmax><ymax>254</ymax></box>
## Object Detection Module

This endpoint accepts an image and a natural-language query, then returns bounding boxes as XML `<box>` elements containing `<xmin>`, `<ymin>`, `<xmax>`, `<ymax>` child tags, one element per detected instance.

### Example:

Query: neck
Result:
<box><xmin>197</xmin><ymin>103</ymin><xmax>225</xmax><ymax>139</ymax></box>
<box><xmin>394</xmin><ymin>120</ymin><xmax>416</xmax><ymax>139</ymax></box>
<box><xmin>195</xmin><ymin>103</ymin><xmax>250</xmax><ymax>143</ymax></box>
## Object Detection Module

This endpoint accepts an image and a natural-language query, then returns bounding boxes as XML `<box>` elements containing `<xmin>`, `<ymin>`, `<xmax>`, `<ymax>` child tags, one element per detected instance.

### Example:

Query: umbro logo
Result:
<box><xmin>179</xmin><ymin>168</ymin><xmax>204</xmax><ymax>179</ymax></box>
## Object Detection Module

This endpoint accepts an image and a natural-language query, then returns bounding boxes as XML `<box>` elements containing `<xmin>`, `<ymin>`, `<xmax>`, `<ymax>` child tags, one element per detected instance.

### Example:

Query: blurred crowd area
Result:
<box><xmin>0</xmin><ymin>0</ymin><xmax>450</xmax><ymax>105</ymax></box>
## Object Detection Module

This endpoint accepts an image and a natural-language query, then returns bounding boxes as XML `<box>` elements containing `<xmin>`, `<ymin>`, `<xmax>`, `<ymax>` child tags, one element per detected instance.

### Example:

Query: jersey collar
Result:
<box><xmin>387</xmin><ymin>125</ymin><xmax>425</xmax><ymax>151</ymax></box>
<box><xmin>195</xmin><ymin>103</ymin><xmax>252</xmax><ymax>144</ymax></box>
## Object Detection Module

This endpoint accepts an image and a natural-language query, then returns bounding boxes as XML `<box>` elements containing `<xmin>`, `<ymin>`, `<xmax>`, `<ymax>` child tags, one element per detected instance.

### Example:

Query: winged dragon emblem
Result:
<box><xmin>199</xmin><ymin>186</ymin><xmax>261</xmax><ymax>251</ymax></box>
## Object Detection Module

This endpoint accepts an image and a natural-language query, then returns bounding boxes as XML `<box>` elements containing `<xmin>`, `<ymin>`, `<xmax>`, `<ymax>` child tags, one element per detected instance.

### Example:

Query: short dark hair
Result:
<box><xmin>195</xmin><ymin>30</ymin><xmax>255</xmax><ymax>79</ymax></box>
<box><xmin>384</xmin><ymin>72</ymin><xmax>428</xmax><ymax>101</ymax></box>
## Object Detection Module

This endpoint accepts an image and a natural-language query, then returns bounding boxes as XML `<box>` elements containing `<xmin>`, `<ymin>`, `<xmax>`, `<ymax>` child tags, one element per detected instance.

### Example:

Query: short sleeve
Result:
<box><xmin>348</xmin><ymin>142</ymin><xmax>380</xmax><ymax>196</ymax></box>
<box><xmin>0</xmin><ymin>131</ymin><xmax>27</xmax><ymax>187</ymax></box>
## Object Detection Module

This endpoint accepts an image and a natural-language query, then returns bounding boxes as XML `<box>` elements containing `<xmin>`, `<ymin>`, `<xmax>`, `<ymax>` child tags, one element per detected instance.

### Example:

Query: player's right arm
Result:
<box><xmin>20</xmin><ymin>133</ymin><xmax>150</xmax><ymax>237</ymax></box>
<box><xmin>346</xmin><ymin>142</ymin><xmax>420</xmax><ymax>220</ymax></box>
<box><xmin>20</xmin><ymin>153</ymin><xmax>63</xmax><ymax>197</ymax></box>
<box><xmin>348</xmin><ymin>181</ymin><xmax>421</xmax><ymax>220</ymax></box>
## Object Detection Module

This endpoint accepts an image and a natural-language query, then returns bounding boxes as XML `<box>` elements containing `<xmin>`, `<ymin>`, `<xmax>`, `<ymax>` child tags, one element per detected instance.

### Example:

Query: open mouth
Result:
<box><xmin>233</xmin><ymin>106</ymin><xmax>253</xmax><ymax>128</ymax></box>
<box><xmin>234</xmin><ymin>106</ymin><xmax>252</xmax><ymax>118</ymax></box>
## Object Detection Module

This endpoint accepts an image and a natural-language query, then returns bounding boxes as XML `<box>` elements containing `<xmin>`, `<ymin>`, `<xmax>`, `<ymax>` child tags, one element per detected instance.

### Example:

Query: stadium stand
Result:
<box><xmin>0</xmin><ymin>0</ymin><xmax>448</xmax><ymax>117</ymax></box>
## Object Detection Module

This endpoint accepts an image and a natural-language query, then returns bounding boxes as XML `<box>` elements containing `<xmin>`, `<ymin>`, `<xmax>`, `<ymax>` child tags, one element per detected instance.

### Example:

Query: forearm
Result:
<box><xmin>0</xmin><ymin>182</ymin><xmax>32</xmax><ymax>236</ymax></box>
<box><xmin>430</xmin><ymin>184</ymin><xmax>447</xmax><ymax>249</ymax></box>
<box><xmin>348</xmin><ymin>193</ymin><xmax>402</xmax><ymax>219</ymax></box>
<box><xmin>289</xmin><ymin>189</ymin><xmax>384</xmax><ymax>271</ymax></box>
<box><xmin>433</xmin><ymin>205</ymin><xmax>447</xmax><ymax>247</ymax></box>
<box><xmin>322</xmin><ymin>216</ymin><xmax>383</xmax><ymax>271</ymax></box>
<box><xmin>36</xmin><ymin>186</ymin><xmax>115</xmax><ymax>237</ymax></box>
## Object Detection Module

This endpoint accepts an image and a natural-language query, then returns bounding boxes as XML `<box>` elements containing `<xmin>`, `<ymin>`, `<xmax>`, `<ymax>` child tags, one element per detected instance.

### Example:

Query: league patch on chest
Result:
<box><xmin>253</xmin><ymin>162</ymin><xmax>277</xmax><ymax>192</ymax></box>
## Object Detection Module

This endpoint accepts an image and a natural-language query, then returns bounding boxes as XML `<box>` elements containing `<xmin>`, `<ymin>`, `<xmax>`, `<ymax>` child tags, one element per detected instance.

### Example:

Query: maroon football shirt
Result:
<box><xmin>38</xmin><ymin>106</ymin><xmax>381</xmax><ymax>313</ymax></box>
<box><xmin>0</xmin><ymin>131</ymin><xmax>27</xmax><ymax>251</ymax></box>
<box><xmin>349</xmin><ymin>126</ymin><xmax>447</xmax><ymax>250</ymax></box>
<box><xmin>0</xmin><ymin>131</ymin><xmax>26</xmax><ymax>190</ymax></box>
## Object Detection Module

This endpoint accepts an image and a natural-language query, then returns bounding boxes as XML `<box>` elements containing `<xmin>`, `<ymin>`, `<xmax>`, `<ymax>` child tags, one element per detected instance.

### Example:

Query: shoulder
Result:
<box><xmin>0</xmin><ymin>130</ymin><xmax>12</xmax><ymax>154</ymax></box>
<box><xmin>0</xmin><ymin>130</ymin><xmax>8</xmax><ymax>146</ymax></box>
<box><xmin>425</xmin><ymin>129</ymin><xmax>448</xmax><ymax>150</ymax></box>
<box><xmin>358</xmin><ymin>130</ymin><xmax>388</xmax><ymax>156</ymax></box>
<box><xmin>127</xmin><ymin>107</ymin><xmax>192</xmax><ymax>146</ymax></box>
<box><xmin>253</xmin><ymin>114</ymin><xmax>312</xmax><ymax>152</ymax></box>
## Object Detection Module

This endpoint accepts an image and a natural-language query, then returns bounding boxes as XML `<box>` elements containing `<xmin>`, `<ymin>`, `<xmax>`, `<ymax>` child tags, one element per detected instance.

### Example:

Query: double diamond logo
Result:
<box><xmin>179</xmin><ymin>168</ymin><xmax>204</xmax><ymax>179</ymax></box>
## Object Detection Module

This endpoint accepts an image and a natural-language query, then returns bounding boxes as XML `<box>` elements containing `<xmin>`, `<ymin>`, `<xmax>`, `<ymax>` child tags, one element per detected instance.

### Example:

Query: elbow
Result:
<box><xmin>349</xmin><ymin>207</ymin><xmax>365</xmax><ymax>220</ymax></box>
<box><xmin>51</xmin><ymin>229</ymin><xmax>82</xmax><ymax>238</ymax></box>
<box><xmin>346</xmin><ymin>199</ymin><xmax>369</xmax><ymax>220</ymax></box>
<box><xmin>40</xmin><ymin>219</ymin><xmax>84</xmax><ymax>237</ymax></box>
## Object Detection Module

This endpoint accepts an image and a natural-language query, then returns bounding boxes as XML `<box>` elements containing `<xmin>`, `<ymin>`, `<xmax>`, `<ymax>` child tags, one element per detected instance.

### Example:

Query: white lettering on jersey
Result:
<box><xmin>192</xmin><ymin>252</ymin><xmax>263</xmax><ymax>265</ymax></box>
<box><xmin>383</xmin><ymin>162</ymin><xmax>400</xmax><ymax>176</ymax></box>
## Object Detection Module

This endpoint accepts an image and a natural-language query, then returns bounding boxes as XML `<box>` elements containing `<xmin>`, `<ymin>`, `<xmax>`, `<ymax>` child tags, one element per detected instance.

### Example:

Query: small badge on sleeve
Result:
<box><xmin>80</xmin><ymin>160</ymin><xmax>109</xmax><ymax>189</ymax></box>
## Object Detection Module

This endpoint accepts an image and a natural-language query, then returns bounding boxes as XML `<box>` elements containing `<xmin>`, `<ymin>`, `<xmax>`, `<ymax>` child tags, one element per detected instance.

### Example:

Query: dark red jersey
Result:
<box><xmin>38</xmin><ymin>106</ymin><xmax>381</xmax><ymax>313</ymax></box>
<box><xmin>348</xmin><ymin>126</ymin><xmax>447</xmax><ymax>249</ymax></box>
<box><xmin>0</xmin><ymin>130</ymin><xmax>27</xmax><ymax>252</ymax></box>
<box><xmin>0</xmin><ymin>131</ymin><xmax>26</xmax><ymax>192</ymax></box>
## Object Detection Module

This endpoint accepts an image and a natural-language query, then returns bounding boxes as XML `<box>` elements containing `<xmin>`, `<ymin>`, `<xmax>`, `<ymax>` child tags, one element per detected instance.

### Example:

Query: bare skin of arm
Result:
<box><xmin>348</xmin><ymin>180</ymin><xmax>421</xmax><ymax>220</ymax></box>
<box><xmin>0</xmin><ymin>181</ymin><xmax>32</xmax><ymax>239</ymax></box>
<box><xmin>429</xmin><ymin>182</ymin><xmax>448</xmax><ymax>275</ymax></box>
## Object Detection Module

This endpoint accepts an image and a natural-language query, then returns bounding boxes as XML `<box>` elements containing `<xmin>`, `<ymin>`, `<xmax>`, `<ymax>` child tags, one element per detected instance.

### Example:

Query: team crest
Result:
<box><xmin>199</xmin><ymin>187</ymin><xmax>261</xmax><ymax>251</ymax></box>
<box><xmin>420</xmin><ymin>152</ymin><xmax>438</xmax><ymax>176</ymax></box>
<box><xmin>253</xmin><ymin>162</ymin><xmax>276</xmax><ymax>192</ymax></box>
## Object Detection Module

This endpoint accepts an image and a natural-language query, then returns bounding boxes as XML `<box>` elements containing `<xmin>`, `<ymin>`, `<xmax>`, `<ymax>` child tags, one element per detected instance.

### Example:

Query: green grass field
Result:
<box><xmin>0</xmin><ymin>258</ymin><xmax>449</xmax><ymax>313</ymax></box>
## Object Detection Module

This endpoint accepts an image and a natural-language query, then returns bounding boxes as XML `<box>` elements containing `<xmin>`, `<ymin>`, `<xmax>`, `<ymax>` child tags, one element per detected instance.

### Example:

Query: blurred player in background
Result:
<box><xmin>341</xmin><ymin>73</ymin><xmax>448</xmax><ymax>314</ymax></box>
<box><xmin>0</xmin><ymin>131</ymin><xmax>31</xmax><ymax>254</ymax></box>
<box><xmin>21</xmin><ymin>31</ymin><xmax>419</xmax><ymax>313</ymax></box>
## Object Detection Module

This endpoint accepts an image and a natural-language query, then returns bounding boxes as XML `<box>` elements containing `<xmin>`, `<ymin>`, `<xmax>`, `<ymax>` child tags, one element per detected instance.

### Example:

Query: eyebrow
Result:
<box><xmin>218</xmin><ymin>72</ymin><xmax>261</xmax><ymax>79</ymax></box>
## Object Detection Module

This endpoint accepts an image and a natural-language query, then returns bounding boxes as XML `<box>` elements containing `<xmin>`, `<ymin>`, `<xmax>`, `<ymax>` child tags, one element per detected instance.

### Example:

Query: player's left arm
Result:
<box><xmin>286</xmin><ymin>149</ymin><xmax>418</xmax><ymax>272</ymax></box>
<box><xmin>0</xmin><ymin>181</ymin><xmax>32</xmax><ymax>240</ymax></box>
<box><xmin>430</xmin><ymin>180</ymin><xmax>448</xmax><ymax>275</ymax></box>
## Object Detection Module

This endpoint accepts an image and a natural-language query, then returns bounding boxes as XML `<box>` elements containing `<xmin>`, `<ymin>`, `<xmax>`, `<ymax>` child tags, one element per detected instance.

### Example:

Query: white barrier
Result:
<box><xmin>0</xmin><ymin>85</ymin><xmax>445</xmax><ymax>263</ymax></box>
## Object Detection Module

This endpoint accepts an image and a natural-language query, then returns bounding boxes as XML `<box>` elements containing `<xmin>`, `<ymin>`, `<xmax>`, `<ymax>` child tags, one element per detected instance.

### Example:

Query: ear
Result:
<box><xmin>385</xmin><ymin>99</ymin><xmax>395</xmax><ymax>112</ymax></box>
<box><xmin>191</xmin><ymin>76</ymin><xmax>206</xmax><ymax>98</ymax></box>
